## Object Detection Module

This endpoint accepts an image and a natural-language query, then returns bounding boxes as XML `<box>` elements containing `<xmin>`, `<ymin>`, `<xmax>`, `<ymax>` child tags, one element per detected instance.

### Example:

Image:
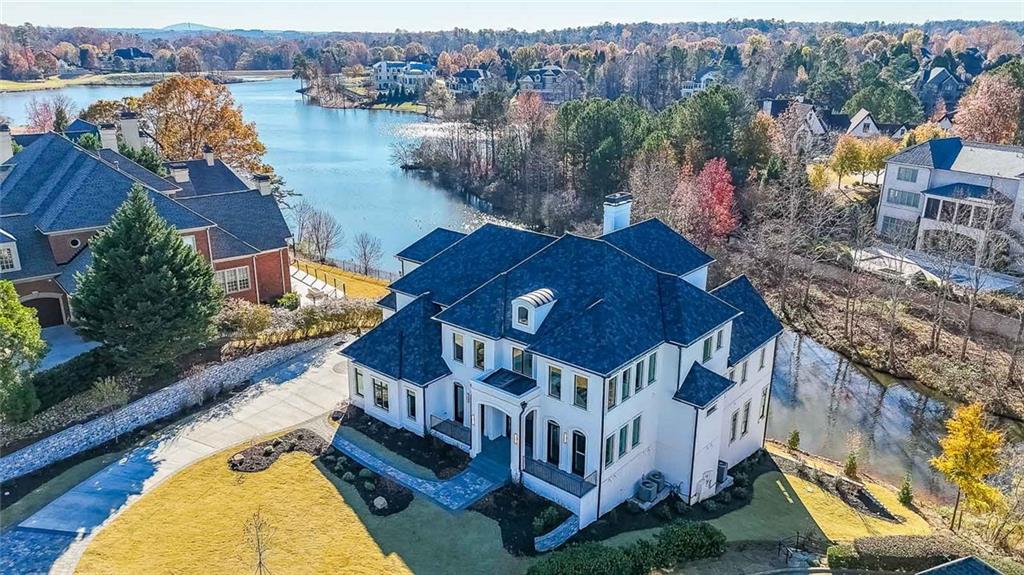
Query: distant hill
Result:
<box><xmin>161</xmin><ymin>22</ymin><xmax>221</xmax><ymax>32</ymax></box>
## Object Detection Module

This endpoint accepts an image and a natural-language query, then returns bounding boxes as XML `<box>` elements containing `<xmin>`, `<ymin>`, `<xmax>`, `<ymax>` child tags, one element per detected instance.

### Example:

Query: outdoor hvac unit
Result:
<box><xmin>645</xmin><ymin>470</ymin><xmax>665</xmax><ymax>493</ymax></box>
<box><xmin>716</xmin><ymin>461</ymin><xmax>728</xmax><ymax>484</ymax></box>
<box><xmin>636</xmin><ymin>479</ymin><xmax>657</xmax><ymax>503</ymax></box>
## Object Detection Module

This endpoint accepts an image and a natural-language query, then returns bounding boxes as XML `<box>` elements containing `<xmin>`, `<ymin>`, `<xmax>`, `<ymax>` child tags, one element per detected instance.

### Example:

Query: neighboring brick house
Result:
<box><xmin>0</xmin><ymin>128</ymin><xmax>292</xmax><ymax>327</ymax></box>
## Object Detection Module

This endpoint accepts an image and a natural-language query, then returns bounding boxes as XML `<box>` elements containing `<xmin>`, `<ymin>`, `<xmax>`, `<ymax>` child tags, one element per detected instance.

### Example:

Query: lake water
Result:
<box><xmin>3</xmin><ymin>79</ymin><xmax>1015</xmax><ymax>500</ymax></box>
<box><xmin>1</xmin><ymin>78</ymin><xmax>499</xmax><ymax>270</ymax></box>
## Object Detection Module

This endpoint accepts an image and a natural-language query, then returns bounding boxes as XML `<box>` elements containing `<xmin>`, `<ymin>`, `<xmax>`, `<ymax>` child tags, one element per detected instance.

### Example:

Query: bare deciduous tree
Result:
<box><xmin>302</xmin><ymin>206</ymin><xmax>345</xmax><ymax>262</ymax></box>
<box><xmin>243</xmin><ymin>508</ymin><xmax>275</xmax><ymax>575</ymax></box>
<box><xmin>351</xmin><ymin>232</ymin><xmax>383</xmax><ymax>275</ymax></box>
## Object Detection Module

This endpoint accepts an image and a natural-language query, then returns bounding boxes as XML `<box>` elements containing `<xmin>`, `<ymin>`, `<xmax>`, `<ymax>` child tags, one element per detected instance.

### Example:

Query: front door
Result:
<box><xmin>546</xmin><ymin>421</ymin><xmax>560</xmax><ymax>466</ymax></box>
<box><xmin>571</xmin><ymin>431</ymin><xmax>586</xmax><ymax>476</ymax></box>
<box><xmin>453</xmin><ymin>383</ymin><xmax>465</xmax><ymax>424</ymax></box>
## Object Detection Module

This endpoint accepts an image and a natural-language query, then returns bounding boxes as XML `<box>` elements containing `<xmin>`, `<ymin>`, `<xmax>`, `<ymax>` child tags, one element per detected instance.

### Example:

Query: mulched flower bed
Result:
<box><xmin>573</xmin><ymin>450</ymin><xmax>774</xmax><ymax>544</ymax></box>
<box><xmin>331</xmin><ymin>405</ymin><xmax>470</xmax><ymax>479</ymax></box>
<box><xmin>775</xmin><ymin>454</ymin><xmax>899</xmax><ymax>522</ymax></box>
<box><xmin>469</xmin><ymin>484</ymin><xmax>571</xmax><ymax>556</ymax></box>
<box><xmin>227</xmin><ymin>429</ymin><xmax>327</xmax><ymax>472</ymax></box>
<box><xmin>317</xmin><ymin>446</ymin><xmax>414</xmax><ymax>516</ymax></box>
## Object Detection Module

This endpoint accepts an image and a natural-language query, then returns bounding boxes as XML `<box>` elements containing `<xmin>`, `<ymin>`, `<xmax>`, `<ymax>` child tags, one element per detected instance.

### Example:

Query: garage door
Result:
<box><xmin>24</xmin><ymin>297</ymin><xmax>64</xmax><ymax>328</ymax></box>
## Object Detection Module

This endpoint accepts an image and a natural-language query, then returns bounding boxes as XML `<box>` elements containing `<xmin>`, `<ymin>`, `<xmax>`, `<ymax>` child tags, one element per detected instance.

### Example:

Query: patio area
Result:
<box><xmin>38</xmin><ymin>325</ymin><xmax>100</xmax><ymax>371</ymax></box>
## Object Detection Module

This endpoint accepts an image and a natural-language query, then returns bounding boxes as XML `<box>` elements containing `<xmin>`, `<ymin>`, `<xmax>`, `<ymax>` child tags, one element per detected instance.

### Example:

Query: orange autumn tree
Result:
<box><xmin>954</xmin><ymin>74</ymin><xmax>1024</xmax><ymax>145</ymax></box>
<box><xmin>139</xmin><ymin>76</ymin><xmax>267</xmax><ymax>173</ymax></box>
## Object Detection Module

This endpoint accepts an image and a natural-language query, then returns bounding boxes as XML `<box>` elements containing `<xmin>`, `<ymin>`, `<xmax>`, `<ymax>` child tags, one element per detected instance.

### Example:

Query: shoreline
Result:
<box><xmin>0</xmin><ymin>69</ymin><xmax>293</xmax><ymax>93</ymax></box>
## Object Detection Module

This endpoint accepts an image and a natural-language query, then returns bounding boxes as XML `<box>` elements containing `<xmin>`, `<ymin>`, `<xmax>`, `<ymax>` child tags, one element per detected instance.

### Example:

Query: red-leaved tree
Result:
<box><xmin>954</xmin><ymin>75</ymin><xmax>1024</xmax><ymax>145</ymax></box>
<box><xmin>669</xmin><ymin>157</ymin><xmax>739</xmax><ymax>248</ymax></box>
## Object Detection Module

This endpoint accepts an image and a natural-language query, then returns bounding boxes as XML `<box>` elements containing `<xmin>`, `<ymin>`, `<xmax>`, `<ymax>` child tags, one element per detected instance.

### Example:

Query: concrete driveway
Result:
<box><xmin>38</xmin><ymin>325</ymin><xmax>100</xmax><ymax>371</ymax></box>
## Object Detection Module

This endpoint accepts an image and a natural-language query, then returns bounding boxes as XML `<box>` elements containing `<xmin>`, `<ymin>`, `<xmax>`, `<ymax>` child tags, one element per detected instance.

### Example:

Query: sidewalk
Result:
<box><xmin>0</xmin><ymin>338</ymin><xmax>349</xmax><ymax>575</ymax></box>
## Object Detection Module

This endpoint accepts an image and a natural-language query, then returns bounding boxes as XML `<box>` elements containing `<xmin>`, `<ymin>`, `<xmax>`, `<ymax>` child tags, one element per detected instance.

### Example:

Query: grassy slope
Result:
<box><xmin>76</xmin><ymin>450</ymin><xmax>531</xmax><ymax>575</ymax></box>
<box><xmin>294</xmin><ymin>260</ymin><xmax>390</xmax><ymax>300</ymax></box>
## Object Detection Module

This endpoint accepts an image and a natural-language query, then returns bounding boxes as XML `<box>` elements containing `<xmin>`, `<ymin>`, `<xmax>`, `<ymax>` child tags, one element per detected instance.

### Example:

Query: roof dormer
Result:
<box><xmin>512</xmin><ymin>288</ymin><xmax>555</xmax><ymax>334</ymax></box>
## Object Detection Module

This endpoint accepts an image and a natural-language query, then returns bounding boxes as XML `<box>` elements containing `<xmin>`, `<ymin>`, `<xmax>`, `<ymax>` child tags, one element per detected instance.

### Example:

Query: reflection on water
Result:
<box><xmin>769</xmin><ymin>330</ymin><xmax>1020</xmax><ymax>501</ymax></box>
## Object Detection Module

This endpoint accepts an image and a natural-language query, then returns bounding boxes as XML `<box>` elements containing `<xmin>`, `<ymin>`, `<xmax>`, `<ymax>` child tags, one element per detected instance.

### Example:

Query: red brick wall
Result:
<box><xmin>212</xmin><ymin>258</ymin><xmax>258</xmax><ymax>303</ymax></box>
<box><xmin>254</xmin><ymin>248</ymin><xmax>290</xmax><ymax>304</ymax></box>
<box><xmin>187</xmin><ymin>229</ymin><xmax>213</xmax><ymax>262</ymax></box>
<box><xmin>47</xmin><ymin>231</ymin><xmax>95</xmax><ymax>265</ymax></box>
<box><xmin>14</xmin><ymin>277</ymin><xmax>71</xmax><ymax>323</ymax></box>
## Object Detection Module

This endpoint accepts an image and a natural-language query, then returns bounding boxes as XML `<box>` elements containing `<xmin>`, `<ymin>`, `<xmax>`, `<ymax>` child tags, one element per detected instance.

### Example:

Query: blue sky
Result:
<box><xmin>5</xmin><ymin>1</ymin><xmax>1022</xmax><ymax>32</ymax></box>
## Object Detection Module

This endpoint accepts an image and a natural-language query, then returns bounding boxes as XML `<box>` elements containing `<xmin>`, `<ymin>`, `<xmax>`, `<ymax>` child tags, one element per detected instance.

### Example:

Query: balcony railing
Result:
<box><xmin>430</xmin><ymin>415</ymin><xmax>471</xmax><ymax>447</ymax></box>
<box><xmin>523</xmin><ymin>457</ymin><xmax>597</xmax><ymax>498</ymax></box>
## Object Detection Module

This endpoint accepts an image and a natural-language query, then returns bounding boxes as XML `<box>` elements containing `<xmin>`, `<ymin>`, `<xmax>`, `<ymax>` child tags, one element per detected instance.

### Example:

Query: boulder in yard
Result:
<box><xmin>373</xmin><ymin>496</ymin><xmax>388</xmax><ymax>510</ymax></box>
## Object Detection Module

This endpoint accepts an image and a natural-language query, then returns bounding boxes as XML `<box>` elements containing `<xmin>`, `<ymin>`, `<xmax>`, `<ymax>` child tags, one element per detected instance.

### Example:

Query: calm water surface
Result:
<box><xmin>4</xmin><ymin>80</ymin><xmax>1018</xmax><ymax>499</ymax></box>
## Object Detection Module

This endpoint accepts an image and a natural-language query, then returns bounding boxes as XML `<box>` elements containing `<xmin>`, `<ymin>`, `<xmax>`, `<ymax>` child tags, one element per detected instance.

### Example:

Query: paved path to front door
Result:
<box><xmin>0</xmin><ymin>337</ymin><xmax>348</xmax><ymax>575</ymax></box>
<box><xmin>314</xmin><ymin>424</ymin><xmax>510</xmax><ymax>511</ymax></box>
<box><xmin>38</xmin><ymin>325</ymin><xmax>101</xmax><ymax>371</ymax></box>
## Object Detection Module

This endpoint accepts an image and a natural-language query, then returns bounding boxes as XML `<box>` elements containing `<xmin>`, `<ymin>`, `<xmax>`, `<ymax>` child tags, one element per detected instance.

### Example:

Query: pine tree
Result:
<box><xmin>73</xmin><ymin>185</ymin><xmax>222</xmax><ymax>375</ymax></box>
<box><xmin>898</xmin><ymin>473</ymin><xmax>914</xmax><ymax>507</ymax></box>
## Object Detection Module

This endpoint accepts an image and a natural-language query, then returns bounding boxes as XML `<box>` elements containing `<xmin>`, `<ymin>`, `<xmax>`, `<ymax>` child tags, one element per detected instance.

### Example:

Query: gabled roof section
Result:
<box><xmin>97</xmin><ymin>148</ymin><xmax>180</xmax><ymax>194</ymax></box>
<box><xmin>178</xmin><ymin>190</ymin><xmax>291</xmax><ymax>254</ymax></box>
<box><xmin>659</xmin><ymin>275</ymin><xmax>741</xmax><ymax>346</ymax></box>
<box><xmin>0</xmin><ymin>214</ymin><xmax>60</xmax><ymax>280</ymax></box>
<box><xmin>1</xmin><ymin>133</ymin><xmax>212</xmax><ymax>232</ymax></box>
<box><xmin>395</xmin><ymin>227</ymin><xmax>466</xmax><ymax>263</ymax></box>
<box><xmin>340</xmin><ymin>293</ymin><xmax>450</xmax><ymax>386</ymax></box>
<box><xmin>377</xmin><ymin>291</ymin><xmax>397</xmax><ymax>311</ymax></box>
<box><xmin>674</xmin><ymin>362</ymin><xmax>734</xmax><ymax>407</ymax></box>
<box><xmin>601</xmin><ymin>219</ymin><xmax>714</xmax><ymax>277</ymax></box>
<box><xmin>847</xmin><ymin>108</ymin><xmax>872</xmax><ymax>130</ymax></box>
<box><xmin>887</xmin><ymin>137</ymin><xmax>1024</xmax><ymax>179</ymax></box>
<box><xmin>56</xmin><ymin>246</ymin><xmax>92</xmax><ymax>294</ymax></box>
<box><xmin>916</xmin><ymin>557</ymin><xmax>1001</xmax><ymax>575</ymax></box>
<box><xmin>163</xmin><ymin>158</ymin><xmax>250</xmax><ymax>197</ymax></box>
<box><xmin>389</xmin><ymin>223</ymin><xmax>554</xmax><ymax>307</ymax></box>
<box><xmin>207</xmin><ymin>226</ymin><xmax>258</xmax><ymax>259</ymax></box>
<box><xmin>711</xmin><ymin>276</ymin><xmax>783</xmax><ymax>366</ymax></box>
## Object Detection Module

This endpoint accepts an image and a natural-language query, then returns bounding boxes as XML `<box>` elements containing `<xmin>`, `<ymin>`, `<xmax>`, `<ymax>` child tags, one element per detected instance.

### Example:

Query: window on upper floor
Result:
<box><xmin>862</xmin><ymin>122</ymin><xmax>870</xmax><ymax>133</ymax></box>
<box><xmin>548</xmin><ymin>366</ymin><xmax>562</xmax><ymax>399</ymax></box>
<box><xmin>512</xmin><ymin>347</ymin><xmax>533</xmax><ymax>376</ymax></box>
<box><xmin>631</xmin><ymin>416</ymin><xmax>641</xmax><ymax>447</ymax></box>
<box><xmin>715</xmin><ymin>330</ymin><xmax>723</xmax><ymax>350</ymax></box>
<box><xmin>181</xmin><ymin>235</ymin><xmax>197</xmax><ymax>250</ymax></box>
<box><xmin>473</xmin><ymin>340</ymin><xmax>485</xmax><ymax>370</ymax></box>
<box><xmin>759</xmin><ymin>348</ymin><xmax>767</xmax><ymax>371</ymax></box>
<box><xmin>887</xmin><ymin>188</ymin><xmax>921</xmax><ymax>208</ymax></box>
<box><xmin>759</xmin><ymin>387</ymin><xmax>769</xmax><ymax>420</ymax></box>
<box><xmin>516</xmin><ymin>305</ymin><xmax>529</xmax><ymax>326</ymax></box>
<box><xmin>0</xmin><ymin>244</ymin><xmax>19</xmax><ymax>273</ymax></box>
<box><xmin>703</xmin><ymin>337</ymin><xmax>714</xmax><ymax>363</ymax></box>
<box><xmin>214</xmin><ymin>266</ymin><xmax>251</xmax><ymax>294</ymax></box>
<box><xmin>730</xmin><ymin>410</ymin><xmax>738</xmax><ymax>443</ymax></box>
<box><xmin>741</xmin><ymin>401</ymin><xmax>751</xmax><ymax>436</ymax></box>
<box><xmin>574</xmin><ymin>375</ymin><xmax>588</xmax><ymax>410</ymax></box>
<box><xmin>896</xmin><ymin>167</ymin><xmax>918</xmax><ymax>183</ymax></box>
<box><xmin>647</xmin><ymin>353</ymin><xmax>657</xmax><ymax>383</ymax></box>
<box><xmin>606</xmin><ymin>375</ymin><xmax>617</xmax><ymax>410</ymax></box>
<box><xmin>604</xmin><ymin>435</ymin><xmax>615</xmax><ymax>468</ymax></box>
<box><xmin>621</xmin><ymin>371</ymin><xmax>631</xmax><ymax>402</ymax></box>
<box><xmin>453</xmin><ymin>333</ymin><xmax>464</xmax><ymax>363</ymax></box>
<box><xmin>354</xmin><ymin>369</ymin><xmax>364</xmax><ymax>397</ymax></box>
<box><xmin>741</xmin><ymin>360</ymin><xmax>748</xmax><ymax>383</ymax></box>
<box><xmin>633</xmin><ymin>360</ymin><xmax>643</xmax><ymax>392</ymax></box>
<box><xmin>618</xmin><ymin>425</ymin><xmax>628</xmax><ymax>457</ymax></box>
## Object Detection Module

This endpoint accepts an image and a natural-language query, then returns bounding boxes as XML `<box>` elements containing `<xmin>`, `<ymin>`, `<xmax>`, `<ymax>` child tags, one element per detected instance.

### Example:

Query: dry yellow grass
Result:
<box><xmin>295</xmin><ymin>260</ymin><xmax>390</xmax><ymax>300</ymax></box>
<box><xmin>76</xmin><ymin>452</ymin><xmax>413</xmax><ymax>575</ymax></box>
<box><xmin>782</xmin><ymin>473</ymin><xmax>932</xmax><ymax>542</ymax></box>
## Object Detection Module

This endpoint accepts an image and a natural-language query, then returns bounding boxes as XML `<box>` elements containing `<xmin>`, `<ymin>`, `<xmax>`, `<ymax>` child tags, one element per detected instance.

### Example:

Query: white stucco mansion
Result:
<box><xmin>874</xmin><ymin>137</ymin><xmax>1024</xmax><ymax>271</ymax></box>
<box><xmin>342</xmin><ymin>195</ymin><xmax>783</xmax><ymax>527</ymax></box>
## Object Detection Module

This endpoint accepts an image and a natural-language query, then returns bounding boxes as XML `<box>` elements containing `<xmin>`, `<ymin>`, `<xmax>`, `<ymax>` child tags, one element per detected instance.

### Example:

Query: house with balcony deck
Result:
<box><xmin>874</xmin><ymin>137</ymin><xmax>1024</xmax><ymax>272</ymax></box>
<box><xmin>341</xmin><ymin>194</ymin><xmax>782</xmax><ymax>527</ymax></box>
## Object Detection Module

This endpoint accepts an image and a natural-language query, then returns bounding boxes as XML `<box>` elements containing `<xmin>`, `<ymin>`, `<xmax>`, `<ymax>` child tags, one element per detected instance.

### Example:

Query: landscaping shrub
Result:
<box><xmin>275</xmin><ymin>292</ymin><xmax>300</xmax><ymax>310</ymax></box>
<box><xmin>849</xmin><ymin>535</ymin><xmax>970</xmax><ymax>572</ymax></box>
<box><xmin>716</xmin><ymin>491</ymin><xmax>732</xmax><ymax>505</ymax></box>
<box><xmin>0</xmin><ymin>376</ymin><xmax>40</xmax><ymax>423</ymax></box>
<box><xmin>844</xmin><ymin>451</ymin><xmax>858</xmax><ymax>478</ymax></box>
<box><xmin>827</xmin><ymin>544</ymin><xmax>859</xmax><ymax>568</ymax></box>
<box><xmin>732</xmin><ymin>486</ymin><xmax>749</xmax><ymax>500</ymax></box>
<box><xmin>31</xmin><ymin>347</ymin><xmax>118</xmax><ymax>410</ymax></box>
<box><xmin>732</xmin><ymin>471</ymin><xmax>749</xmax><ymax>488</ymax></box>
<box><xmin>526</xmin><ymin>542</ymin><xmax>632</xmax><ymax>575</ymax></box>
<box><xmin>622</xmin><ymin>538</ymin><xmax>673</xmax><ymax>575</ymax></box>
<box><xmin>653</xmin><ymin>521</ymin><xmax>727</xmax><ymax>562</ymax></box>
<box><xmin>701</xmin><ymin>499</ymin><xmax>719</xmax><ymax>513</ymax></box>
<box><xmin>532</xmin><ymin>506</ymin><xmax>564</xmax><ymax>536</ymax></box>
<box><xmin>898</xmin><ymin>473</ymin><xmax>914</xmax><ymax>507</ymax></box>
<box><xmin>787</xmin><ymin>429</ymin><xmax>800</xmax><ymax>450</ymax></box>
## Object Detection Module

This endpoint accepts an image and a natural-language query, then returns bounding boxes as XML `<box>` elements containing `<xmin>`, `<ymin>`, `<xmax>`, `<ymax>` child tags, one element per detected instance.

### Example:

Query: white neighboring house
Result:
<box><xmin>680</xmin><ymin>67</ymin><xmax>721</xmax><ymax>98</ymax></box>
<box><xmin>846</xmin><ymin>108</ymin><xmax>917</xmax><ymax>140</ymax></box>
<box><xmin>373</xmin><ymin>61</ymin><xmax>437</xmax><ymax>94</ymax></box>
<box><xmin>874</xmin><ymin>137</ymin><xmax>1024</xmax><ymax>272</ymax></box>
<box><xmin>760</xmin><ymin>98</ymin><xmax>850</xmax><ymax>150</ymax></box>
<box><xmin>448</xmin><ymin>68</ymin><xmax>491</xmax><ymax>96</ymax></box>
<box><xmin>341</xmin><ymin>194</ymin><xmax>783</xmax><ymax>528</ymax></box>
<box><xmin>517</xmin><ymin>64</ymin><xmax>583</xmax><ymax>104</ymax></box>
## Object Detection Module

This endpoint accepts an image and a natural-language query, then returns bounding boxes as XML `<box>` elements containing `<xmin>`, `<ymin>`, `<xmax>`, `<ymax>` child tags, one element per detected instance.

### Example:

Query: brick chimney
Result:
<box><xmin>602</xmin><ymin>192</ymin><xmax>633</xmax><ymax>234</ymax></box>
<box><xmin>202</xmin><ymin>143</ymin><xmax>215</xmax><ymax>166</ymax></box>
<box><xmin>253</xmin><ymin>173</ymin><xmax>272</xmax><ymax>196</ymax></box>
<box><xmin>118</xmin><ymin>111</ymin><xmax>142</xmax><ymax>152</ymax></box>
<box><xmin>0</xmin><ymin>125</ymin><xmax>11</xmax><ymax>163</ymax></box>
<box><xmin>99</xmin><ymin>123</ymin><xmax>118</xmax><ymax>150</ymax></box>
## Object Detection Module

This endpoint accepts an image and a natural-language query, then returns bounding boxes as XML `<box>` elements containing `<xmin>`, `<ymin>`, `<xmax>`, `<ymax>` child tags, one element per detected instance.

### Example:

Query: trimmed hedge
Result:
<box><xmin>527</xmin><ymin>521</ymin><xmax>726</xmax><ymax>575</ymax></box>
<box><xmin>827</xmin><ymin>535</ymin><xmax>971</xmax><ymax>572</ymax></box>
<box><xmin>31</xmin><ymin>347</ymin><xmax>118</xmax><ymax>411</ymax></box>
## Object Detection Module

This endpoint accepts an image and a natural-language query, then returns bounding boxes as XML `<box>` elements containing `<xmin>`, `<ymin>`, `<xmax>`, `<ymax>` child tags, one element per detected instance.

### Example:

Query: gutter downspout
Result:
<box><xmin>596</xmin><ymin>373</ymin><xmax>607</xmax><ymax>517</ymax></box>
<box><xmin>518</xmin><ymin>401</ymin><xmax>527</xmax><ymax>485</ymax></box>
<box><xmin>687</xmin><ymin>406</ymin><xmax>700</xmax><ymax>505</ymax></box>
<box><xmin>762</xmin><ymin>336</ymin><xmax>781</xmax><ymax>449</ymax></box>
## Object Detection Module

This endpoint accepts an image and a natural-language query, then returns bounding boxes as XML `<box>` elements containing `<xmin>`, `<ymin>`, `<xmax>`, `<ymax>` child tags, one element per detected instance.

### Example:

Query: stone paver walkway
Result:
<box><xmin>317</xmin><ymin>425</ymin><xmax>509</xmax><ymax>511</ymax></box>
<box><xmin>534</xmin><ymin>514</ymin><xmax>580</xmax><ymax>552</ymax></box>
<box><xmin>0</xmin><ymin>337</ymin><xmax>348</xmax><ymax>575</ymax></box>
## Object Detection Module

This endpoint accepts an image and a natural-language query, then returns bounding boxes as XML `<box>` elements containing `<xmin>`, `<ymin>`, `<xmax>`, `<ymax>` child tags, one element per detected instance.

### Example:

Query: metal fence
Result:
<box><xmin>326</xmin><ymin>258</ymin><xmax>400</xmax><ymax>282</ymax></box>
<box><xmin>523</xmin><ymin>457</ymin><xmax>597</xmax><ymax>497</ymax></box>
<box><xmin>430</xmin><ymin>415</ymin><xmax>471</xmax><ymax>447</ymax></box>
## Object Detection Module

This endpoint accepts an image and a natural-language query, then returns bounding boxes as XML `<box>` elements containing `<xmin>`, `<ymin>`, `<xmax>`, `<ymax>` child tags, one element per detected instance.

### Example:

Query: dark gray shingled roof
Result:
<box><xmin>887</xmin><ymin>137</ymin><xmax>1024</xmax><ymax>179</ymax></box>
<box><xmin>917</xmin><ymin>557</ymin><xmax>1003</xmax><ymax>575</ymax></box>
<box><xmin>602</xmin><ymin>218</ymin><xmax>714</xmax><ymax>277</ymax></box>
<box><xmin>481</xmin><ymin>368</ymin><xmax>538</xmax><ymax>396</ymax></box>
<box><xmin>178</xmin><ymin>190</ymin><xmax>291</xmax><ymax>256</ymax></box>
<box><xmin>710</xmin><ymin>275</ymin><xmax>783</xmax><ymax>366</ymax></box>
<box><xmin>162</xmin><ymin>158</ymin><xmax>251</xmax><ymax>197</ymax></box>
<box><xmin>377</xmin><ymin>291</ymin><xmax>397</xmax><ymax>311</ymax></box>
<box><xmin>56</xmin><ymin>246</ymin><xmax>92</xmax><ymax>294</ymax></box>
<box><xmin>389</xmin><ymin>223</ymin><xmax>555</xmax><ymax>307</ymax></box>
<box><xmin>394</xmin><ymin>227</ymin><xmax>466</xmax><ymax>263</ymax></box>
<box><xmin>97</xmin><ymin>149</ymin><xmax>180</xmax><ymax>194</ymax></box>
<box><xmin>673</xmin><ymin>362</ymin><xmax>735</xmax><ymax>407</ymax></box>
<box><xmin>341</xmin><ymin>293</ymin><xmax>451</xmax><ymax>386</ymax></box>
<box><xmin>0</xmin><ymin>215</ymin><xmax>60</xmax><ymax>281</ymax></box>
<box><xmin>924</xmin><ymin>183</ymin><xmax>1000</xmax><ymax>200</ymax></box>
